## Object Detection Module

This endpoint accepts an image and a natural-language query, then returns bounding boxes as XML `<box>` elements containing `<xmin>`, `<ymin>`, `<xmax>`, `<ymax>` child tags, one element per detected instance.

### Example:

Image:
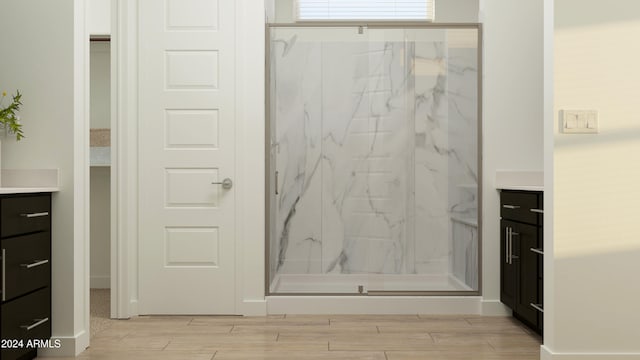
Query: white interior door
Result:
<box><xmin>138</xmin><ymin>0</ymin><xmax>236</xmax><ymax>314</ymax></box>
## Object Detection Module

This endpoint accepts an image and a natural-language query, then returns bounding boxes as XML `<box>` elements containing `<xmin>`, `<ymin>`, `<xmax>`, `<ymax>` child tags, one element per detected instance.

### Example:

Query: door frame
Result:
<box><xmin>110</xmin><ymin>0</ymin><xmax>267</xmax><ymax>318</ymax></box>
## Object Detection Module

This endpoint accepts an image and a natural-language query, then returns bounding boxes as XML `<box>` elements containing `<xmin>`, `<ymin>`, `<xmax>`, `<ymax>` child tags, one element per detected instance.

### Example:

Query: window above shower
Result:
<box><xmin>267</xmin><ymin>24</ymin><xmax>481</xmax><ymax>295</ymax></box>
<box><xmin>296</xmin><ymin>0</ymin><xmax>436</xmax><ymax>21</ymax></box>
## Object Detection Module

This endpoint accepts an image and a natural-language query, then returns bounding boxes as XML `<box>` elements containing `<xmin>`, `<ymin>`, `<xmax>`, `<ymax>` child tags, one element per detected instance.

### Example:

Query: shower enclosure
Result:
<box><xmin>267</xmin><ymin>24</ymin><xmax>481</xmax><ymax>295</ymax></box>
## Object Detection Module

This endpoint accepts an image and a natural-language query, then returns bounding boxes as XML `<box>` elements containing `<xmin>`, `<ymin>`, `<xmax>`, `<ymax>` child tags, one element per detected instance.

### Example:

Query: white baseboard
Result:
<box><xmin>267</xmin><ymin>296</ymin><xmax>482</xmax><ymax>315</ymax></box>
<box><xmin>241</xmin><ymin>299</ymin><xmax>267</xmax><ymax>316</ymax></box>
<box><xmin>541</xmin><ymin>346</ymin><xmax>640</xmax><ymax>359</ymax></box>
<box><xmin>90</xmin><ymin>275</ymin><xmax>110</xmax><ymax>289</ymax></box>
<box><xmin>38</xmin><ymin>330</ymin><xmax>89</xmax><ymax>357</ymax></box>
<box><xmin>481</xmin><ymin>299</ymin><xmax>511</xmax><ymax>316</ymax></box>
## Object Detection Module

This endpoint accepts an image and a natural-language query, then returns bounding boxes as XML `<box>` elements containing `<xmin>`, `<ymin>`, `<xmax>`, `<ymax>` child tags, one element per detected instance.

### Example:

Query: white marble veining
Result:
<box><xmin>269</xmin><ymin>28</ymin><xmax>479</xmax><ymax>292</ymax></box>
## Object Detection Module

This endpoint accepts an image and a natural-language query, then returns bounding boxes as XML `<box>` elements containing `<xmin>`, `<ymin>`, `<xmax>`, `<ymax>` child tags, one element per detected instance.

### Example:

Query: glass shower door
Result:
<box><xmin>364</xmin><ymin>27</ymin><xmax>480</xmax><ymax>293</ymax></box>
<box><xmin>268</xmin><ymin>25</ymin><xmax>480</xmax><ymax>295</ymax></box>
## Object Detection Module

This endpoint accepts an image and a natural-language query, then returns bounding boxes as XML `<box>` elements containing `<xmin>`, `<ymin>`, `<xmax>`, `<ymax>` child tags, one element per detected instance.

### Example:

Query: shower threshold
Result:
<box><xmin>270</xmin><ymin>273</ymin><xmax>472</xmax><ymax>294</ymax></box>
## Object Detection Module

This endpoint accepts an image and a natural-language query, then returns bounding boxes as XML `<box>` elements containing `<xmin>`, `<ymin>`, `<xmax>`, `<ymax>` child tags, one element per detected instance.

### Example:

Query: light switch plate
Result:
<box><xmin>561</xmin><ymin>109</ymin><xmax>599</xmax><ymax>133</ymax></box>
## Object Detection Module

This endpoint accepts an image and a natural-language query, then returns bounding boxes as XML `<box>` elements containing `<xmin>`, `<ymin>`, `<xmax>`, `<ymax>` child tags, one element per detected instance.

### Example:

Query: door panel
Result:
<box><xmin>138</xmin><ymin>0</ymin><xmax>236</xmax><ymax>314</ymax></box>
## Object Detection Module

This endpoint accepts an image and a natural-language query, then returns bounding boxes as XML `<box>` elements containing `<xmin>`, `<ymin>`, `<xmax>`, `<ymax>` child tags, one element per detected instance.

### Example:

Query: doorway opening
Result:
<box><xmin>89</xmin><ymin>35</ymin><xmax>115</xmax><ymax>335</ymax></box>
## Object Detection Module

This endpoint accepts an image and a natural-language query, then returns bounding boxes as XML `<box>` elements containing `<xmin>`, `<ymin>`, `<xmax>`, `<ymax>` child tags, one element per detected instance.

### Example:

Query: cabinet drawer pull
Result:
<box><xmin>530</xmin><ymin>248</ymin><xmax>544</xmax><ymax>255</ymax></box>
<box><xmin>20</xmin><ymin>318</ymin><xmax>49</xmax><ymax>331</ymax></box>
<box><xmin>530</xmin><ymin>209</ymin><xmax>544</xmax><ymax>214</ymax></box>
<box><xmin>502</xmin><ymin>205</ymin><xmax>520</xmax><ymax>209</ymax></box>
<box><xmin>1</xmin><ymin>249</ymin><xmax>5</xmax><ymax>301</ymax></box>
<box><xmin>20</xmin><ymin>212</ymin><xmax>49</xmax><ymax>218</ymax></box>
<box><xmin>511</xmin><ymin>232</ymin><xmax>520</xmax><ymax>236</ymax></box>
<box><xmin>20</xmin><ymin>259</ymin><xmax>49</xmax><ymax>269</ymax></box>
<box><xmin>530</xmin><ymin>303</ymin><xmax>544</xmax><ymax>313</ymax></box>
<box><xmin>505</xmin><ymin>227</ymin><xmax>509</xmax><ymax>264</ymax></box>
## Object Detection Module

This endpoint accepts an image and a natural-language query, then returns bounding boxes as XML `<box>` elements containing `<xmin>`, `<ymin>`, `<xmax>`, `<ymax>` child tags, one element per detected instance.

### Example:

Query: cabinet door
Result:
<box><xmin>536</xmin><ymin>228</ymin><xmax>544</xmax><ymax>334</ymax></box>
<box><xmin>514</xmin><ymin>222</ymin><xmax>539</xmax><ymax>328</ymax></box>
<box><xmin>500</xmin><ymin>220</ymin><xmax>517</xmax><ymax>309</ymax></box>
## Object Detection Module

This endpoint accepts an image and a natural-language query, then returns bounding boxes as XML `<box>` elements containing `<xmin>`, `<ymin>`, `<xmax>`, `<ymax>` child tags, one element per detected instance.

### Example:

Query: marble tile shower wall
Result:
<box><xmin>452</xmin><ymin>219</ymin><xmax>479</xmax><ymax>290</ymax></box>
<box><xmin>270</xmin><ymin>30</ymin><xmax>478</xmax><ymax>286</ymax></box>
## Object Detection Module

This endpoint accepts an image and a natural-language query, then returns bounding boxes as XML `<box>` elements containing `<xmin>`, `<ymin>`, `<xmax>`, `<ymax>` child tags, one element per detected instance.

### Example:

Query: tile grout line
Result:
<box><xmin>487</xmin><ymin>339</ymin><xmax>497</xmax><ymax>352</ymax></box>
<box><xmin>161</xmin><ymin>340</ymin><xmax>171</xmax><ymax>351</ymax></box>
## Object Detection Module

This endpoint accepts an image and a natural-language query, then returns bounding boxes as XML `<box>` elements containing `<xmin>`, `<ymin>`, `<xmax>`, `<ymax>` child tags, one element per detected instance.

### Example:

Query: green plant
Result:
<box><xmin>0</xmin><ymin>89</ymin><xmax>25</xmax><ymax>141</ymax></box>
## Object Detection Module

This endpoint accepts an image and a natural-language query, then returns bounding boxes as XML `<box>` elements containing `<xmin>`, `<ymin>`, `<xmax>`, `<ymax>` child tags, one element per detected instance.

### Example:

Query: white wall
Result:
<box><xmin>479</xmin><ymin>0</ymin><xmax>544</xmax><ymax>313</ymax></box>
<box><xmin>90</xmin><ymin>42</ymin><xmax>111</xmax><ymax>129</ymax></box>
<box><xmin>237</xmin><ymin>0</ymin><xmax>267</xmax><ymax>315</ymax></box>
<box><xmin>88</xmin><ymin>0</ymin><xmax>111</xmax><ymax>35</ymax></box>
<box><xmin>273</xmin><ymin>0</ymin><xmax>294</xmax><ymax>22</ymax></box>
<box><xmin>544</xmin><ymin>0</ymin><xmax>640</xmax><ymax>357</ymax></box>
<box><xmin>435</xmin><ymin>0</ymin><xmax>479</xmax><ymax>23</ymax></box>
<box><xmin>0</xmin><ymin>0</ymin><xmax>89</xmax><ymax>356</ymax></box>
<box><xmin>272</xmin><ymin>0</ymin><xmax>478</xmax><ymax>22</ymax></box>
<box><xmin>265</xmin><ymin>0</ymin><xmax>276</xmax><ymax>22</ymax></box>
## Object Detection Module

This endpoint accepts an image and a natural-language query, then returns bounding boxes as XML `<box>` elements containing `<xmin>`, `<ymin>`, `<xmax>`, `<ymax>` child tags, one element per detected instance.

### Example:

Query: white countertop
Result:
<box><xmin>498</xmin><ymin>184</ymin><xmax>544</xmax><ymax>191</ymax></box>
<box><xmin>0</xmin><ymin>169</ymin><xmax>60</xmax><ymax>193</ymax></box>
<box><xmin>495</xmin><ymin>171</ymin><xmax>544</xmax><ymax>191</ymax></box>
<box><xmin>0</xmin><ymin>187</ymin><xmax>59</xmax><ymax>194</ymax></box>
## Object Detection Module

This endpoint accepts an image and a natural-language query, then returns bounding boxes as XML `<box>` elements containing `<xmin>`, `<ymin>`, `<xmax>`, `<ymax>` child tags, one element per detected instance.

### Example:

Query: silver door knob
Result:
<box><xmin>212</xmin><ymin>178</ymin><xmax>233</xmax><ymax>190</ymax></box>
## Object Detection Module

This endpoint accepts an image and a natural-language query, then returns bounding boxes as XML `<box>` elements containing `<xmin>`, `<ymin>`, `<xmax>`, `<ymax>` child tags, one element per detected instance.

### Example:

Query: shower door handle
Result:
<box><xmin>275</xmin><ymin>171</ymin><xmax>279</xmax><ymax>195</ymax></box>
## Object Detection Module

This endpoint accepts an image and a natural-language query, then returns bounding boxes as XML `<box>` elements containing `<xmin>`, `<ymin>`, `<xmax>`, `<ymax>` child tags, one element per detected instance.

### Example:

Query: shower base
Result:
<box><xmin>270</xmin><ymin>273</ymin><xmax>472</xmax><ymax>294</ymax></box>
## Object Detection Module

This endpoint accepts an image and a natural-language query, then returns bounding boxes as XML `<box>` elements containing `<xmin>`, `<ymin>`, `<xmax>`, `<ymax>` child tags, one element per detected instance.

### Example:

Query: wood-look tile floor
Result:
<box><xmin>40</xmin><ymin>313</ymin><xmax>541</xmax><ymax>360</ymax></box>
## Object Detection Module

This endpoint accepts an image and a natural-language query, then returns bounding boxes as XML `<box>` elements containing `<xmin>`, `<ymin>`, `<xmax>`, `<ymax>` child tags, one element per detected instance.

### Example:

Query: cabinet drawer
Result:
<box><xmin>1</xmin><ymin>232</ymin><xmax>51</xmax><ymax>301</ymax></box>
<box><xmin>1</xmin><ymin>287</ymin><xmax>51</xmax><ymax>345</ymax></box>
<box><xmin>1</xmin><ymin>195</ymin><xmax>51</xmax><ymax>238</ymax></box>
<box><xmin>500</xmin><ymin>191</ymin><xmax>541</xmax><ymax>225</ymax></box>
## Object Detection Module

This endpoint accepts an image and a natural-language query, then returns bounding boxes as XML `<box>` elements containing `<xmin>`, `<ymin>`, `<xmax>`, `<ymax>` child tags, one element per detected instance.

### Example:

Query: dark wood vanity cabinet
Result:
<box><xmin>500</xmin><ymin>190</ymin><xmax>543</xmax><ymax>335</ymax></box>
<box><xmin>0</xmin><ymin>193</ymin><xmax>52</xmax><ymax>360</ymax></box>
